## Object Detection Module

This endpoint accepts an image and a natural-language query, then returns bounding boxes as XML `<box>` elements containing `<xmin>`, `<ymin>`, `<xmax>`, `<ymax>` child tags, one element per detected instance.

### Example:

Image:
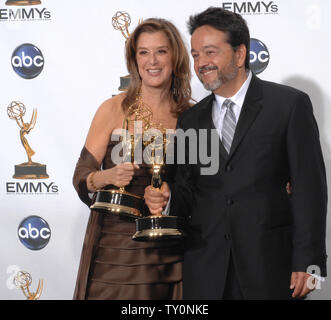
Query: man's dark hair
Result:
<box><xmin>187</xmin><ymin>7</ymin><xmax>250</xmax><ymax>70</ymax></box>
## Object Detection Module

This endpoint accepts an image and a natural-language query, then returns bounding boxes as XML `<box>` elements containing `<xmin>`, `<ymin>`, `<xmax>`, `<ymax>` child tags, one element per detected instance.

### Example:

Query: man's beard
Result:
<box><xmin>198</xmin><ymin>60</ymin><xmax>238</xmax><ymax>92</ymax></box>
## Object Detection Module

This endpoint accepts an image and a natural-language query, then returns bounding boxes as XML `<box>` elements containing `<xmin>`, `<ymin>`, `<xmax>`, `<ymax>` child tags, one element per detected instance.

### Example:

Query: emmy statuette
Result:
<box><xmin>111</xmin><ymin>11</ymin><xmax>142</xmax><ymax>91</ymax></box>
<box><xmin>132</xmin><ymin>130</ymin><xmax>185</xmax><ymax>241</ymax></box>
<box><xmin>13</xmin><ymin>271</ymin><xmax>43</xmax><ymax>300</ymax></box>
<box><xmin>7</xmin><ymin>101</ymin><xmax>49</xmax><ymax>179</ymax></box>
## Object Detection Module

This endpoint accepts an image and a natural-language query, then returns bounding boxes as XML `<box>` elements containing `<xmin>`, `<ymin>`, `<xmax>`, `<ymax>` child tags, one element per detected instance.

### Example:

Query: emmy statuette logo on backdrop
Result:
<box><xmin>7</xmin><ymin>101</ymin><xmax>49</xmax><ymax>179</ymax></box>
<box><xmin>13</xmin><ymin>271</ymin><xmax>43</xmax><ymax>300</ymax></box>
<box><xmin>112</xmin><ymin>11</ymin><xmax>143</xmax><ymax>91</ymax></box>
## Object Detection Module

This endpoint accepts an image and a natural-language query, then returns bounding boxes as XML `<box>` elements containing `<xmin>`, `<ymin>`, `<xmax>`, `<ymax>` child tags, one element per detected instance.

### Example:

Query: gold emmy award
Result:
<box><xmin>130</xmin><ymin>96</ymin><xmax>185</xmax><ymax>241</ymax></box>
<box><xmin>13</xmin><ymin>271</ymin><xmax>43</xmax><ymax>300</ymax></box>
<box><xmin>112</xmin><ymin>11</ymin><xmax>143</xmax><ymax>91</ymax></box>
<box><xmin>90</xmin><ymin>126</ymin><xmax>145</xmax><ymax>217</ymax></box>
<box><xmin>7</xmin><ymin>101</ymin><xmax>49</xmax><ymax>179</ymax></box>
<box><xmin>90</xmin><ymin>97</ymin><xmax>146</xmax><ymax>217</ymax></box>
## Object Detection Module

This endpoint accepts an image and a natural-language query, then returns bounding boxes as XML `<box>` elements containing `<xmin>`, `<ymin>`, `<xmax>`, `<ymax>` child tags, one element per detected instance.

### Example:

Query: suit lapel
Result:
<box><xmin>228</xmin><ymin>74</ymin><xmax>263</xmax><ymax>160</ymax></box>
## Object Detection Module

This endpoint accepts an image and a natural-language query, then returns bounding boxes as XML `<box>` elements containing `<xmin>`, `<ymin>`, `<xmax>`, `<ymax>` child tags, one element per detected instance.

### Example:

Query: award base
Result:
<box><xmin>132</xmin><ymin>216</ymin><xmax>185</xmax><ymax>241</ymax></box>
<box><xmin>118</xmin><ymin>75</ymin><xmax>131</xmax><ymax>91</ymax></box>
<box><xmin>90</xmin><ymin>189</ymin><xmax>144</xmax><ymax>218</ymax></box>
<box><xmin>13</xmin><ymin>162</ymin><xmax>49</xmax><ymax>179</ymax></box>
<box><xmin>5</xmin><ymin>1</ymin><xmax>42</xmax><ymax>5</ymax></box>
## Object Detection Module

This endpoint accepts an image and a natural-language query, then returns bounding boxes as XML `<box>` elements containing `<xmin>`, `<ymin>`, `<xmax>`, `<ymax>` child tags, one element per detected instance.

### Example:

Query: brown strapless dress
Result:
<box><xmin>72</xmin><ymin>138</ymin><xmax>183</xmax><ymax>300</ymax></box>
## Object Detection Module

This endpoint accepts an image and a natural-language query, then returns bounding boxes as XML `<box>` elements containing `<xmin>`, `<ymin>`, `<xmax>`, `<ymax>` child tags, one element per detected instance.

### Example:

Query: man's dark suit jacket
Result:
<box><xmin>170</xmin><ymin>74</ymin><xmax>327</xmax><ymax>300</ymax></box>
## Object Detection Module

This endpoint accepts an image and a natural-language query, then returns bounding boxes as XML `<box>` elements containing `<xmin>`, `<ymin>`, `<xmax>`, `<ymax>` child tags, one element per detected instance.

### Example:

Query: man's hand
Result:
<box><xmin>144</xmin><ymin>182</ymin><xmax>170</xmax><ymax>216</ymax></box>
<box><xmin>290</xmin><ymin>272</ymin><xmax>317</xmax><ymax>298</ymax></box>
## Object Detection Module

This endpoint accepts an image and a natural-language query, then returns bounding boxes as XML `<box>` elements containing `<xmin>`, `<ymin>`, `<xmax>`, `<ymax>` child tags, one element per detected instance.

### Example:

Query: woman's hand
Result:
<box><xmin>104</xmin><ymin>162</ymin><xmax>139</xmax><ymax>187</ymax></box>
<box><xmin>88</xmin><ymin>163</ymin><xmax>139</xmax><ymax>191</ymax></box>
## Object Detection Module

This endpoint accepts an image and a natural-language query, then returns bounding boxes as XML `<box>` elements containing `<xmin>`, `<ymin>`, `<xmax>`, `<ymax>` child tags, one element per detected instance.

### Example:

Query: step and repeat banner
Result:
<box><xmin>1</xmin><ymin>0</ymin><xmax>330</xmax><ymax>300</ymax></box>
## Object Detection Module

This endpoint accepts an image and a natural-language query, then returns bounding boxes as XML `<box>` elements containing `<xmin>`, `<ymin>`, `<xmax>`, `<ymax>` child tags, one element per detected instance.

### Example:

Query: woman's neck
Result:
<box><xmin>140</xmin><ymin>83</ymin><xmax>172</xmax><ymax>110</ymax></box>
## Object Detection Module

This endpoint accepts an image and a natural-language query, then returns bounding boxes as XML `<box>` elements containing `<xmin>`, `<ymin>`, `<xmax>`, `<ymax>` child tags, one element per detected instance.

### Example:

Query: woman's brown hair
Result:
<box><xmin>122</xmin><ymin>18</ymin><xmax>192</xmax><ymax>116</ymax></box>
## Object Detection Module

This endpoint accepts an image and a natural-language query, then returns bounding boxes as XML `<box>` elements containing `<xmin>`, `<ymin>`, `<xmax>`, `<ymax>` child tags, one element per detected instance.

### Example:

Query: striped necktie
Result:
<box><xmin>221</xmin><ymin>99</ymin><xmax>236</xmax><ymax>153</ymax></box>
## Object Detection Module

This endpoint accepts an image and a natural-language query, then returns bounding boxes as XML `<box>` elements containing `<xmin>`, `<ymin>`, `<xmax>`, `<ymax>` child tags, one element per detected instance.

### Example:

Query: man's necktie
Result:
<box><xmin>221</xmin><ymin>99</ymin><xmax>236</xmax><ymax>153</ymax></box>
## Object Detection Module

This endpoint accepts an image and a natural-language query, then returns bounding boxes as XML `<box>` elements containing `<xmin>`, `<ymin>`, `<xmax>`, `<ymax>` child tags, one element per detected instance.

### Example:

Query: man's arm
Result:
<box><xmin>287</xmin><ymin>92</ymin><xmax>328</xmax><ymax>297</ymax></box>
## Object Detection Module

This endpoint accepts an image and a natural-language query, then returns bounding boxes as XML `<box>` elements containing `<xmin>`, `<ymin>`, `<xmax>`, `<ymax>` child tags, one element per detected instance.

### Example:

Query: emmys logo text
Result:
<box><xmin>0</xmin><ymin>1</ymin><xmax>51</xmax><ymax>22</ymax></box>
<box><xmin>11</xmin><ymin>43</ymin><xmax>44</xmax><ymax>79</ymax></box>
<box><xmin>0</xmin><ymin>7</ymin><xmax>50</xmax><ymax>20</ymax></box>
<box><xmin>249</xmin><ymin>38</ymin><xmax>270</xmax><ymax>75</ymax></box>
<box><xmin>6</xmin><ymin>181</ymin><xmax>58</xmax><ymax>194</ymax></box>
<box><xmin>221</xmin><ymin>1</ymin><xmax>279</xmax><ymax>15</ymax></box>
<box><xmin>18</xmin><ymin>215</ymin><xmax>51</xmax><ymax>250</ymax></box>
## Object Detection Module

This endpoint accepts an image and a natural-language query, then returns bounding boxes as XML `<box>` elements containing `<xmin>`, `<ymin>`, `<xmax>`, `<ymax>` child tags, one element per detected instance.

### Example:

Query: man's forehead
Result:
<box><xmin>191</xmin><ymin>27</ymin><xmax>228</xmax><ymax>46</ymax></box>
<box><xmin>191</xmin><ymin>45</ymin><xmax>220</xmax><ymax>53</ymax></box>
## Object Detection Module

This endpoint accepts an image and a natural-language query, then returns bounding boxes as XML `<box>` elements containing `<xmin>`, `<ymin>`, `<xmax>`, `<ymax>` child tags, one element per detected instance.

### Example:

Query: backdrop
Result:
<box><xmin>1</xmin><ymin>0</ymin><xmax>330</xmax><ymax>300</ymax></box>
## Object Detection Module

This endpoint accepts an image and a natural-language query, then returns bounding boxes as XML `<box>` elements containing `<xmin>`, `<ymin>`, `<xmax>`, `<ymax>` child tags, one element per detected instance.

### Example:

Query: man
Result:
<box><xmin>144</xmin><ymin>7</ymin><xmax>327</xmax><ymax>299</ymax></box>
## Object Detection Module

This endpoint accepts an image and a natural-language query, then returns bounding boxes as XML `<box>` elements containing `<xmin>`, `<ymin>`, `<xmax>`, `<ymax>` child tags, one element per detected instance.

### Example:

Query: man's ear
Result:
<box><xmin>235</xmin><ymin>44</ymin><xmax>247</xmax><ymax>68</ymax></box>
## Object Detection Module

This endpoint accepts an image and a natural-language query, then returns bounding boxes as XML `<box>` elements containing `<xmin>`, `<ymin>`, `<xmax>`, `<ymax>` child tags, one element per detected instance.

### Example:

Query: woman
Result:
<box><xmin>73</xmin><ymin>18</ymin><xmax>191</xmax><ymax>300</ymax></box>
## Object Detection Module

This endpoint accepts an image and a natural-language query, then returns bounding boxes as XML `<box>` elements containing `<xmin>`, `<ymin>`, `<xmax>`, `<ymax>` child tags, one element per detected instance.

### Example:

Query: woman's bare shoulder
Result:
<box><xmin>84</xmin><ymin>93</ymin><xmax>126</xmax><ymax>161</ymax></box>
<box><xmin>91</xmin><ymin>93</ymin><xmax>125</xmax><ymax>129</ymax></box>
<box><xmin>97</xmin><ymin>93</ymin><xmax>126</xmax><ymax>117</ymax></box>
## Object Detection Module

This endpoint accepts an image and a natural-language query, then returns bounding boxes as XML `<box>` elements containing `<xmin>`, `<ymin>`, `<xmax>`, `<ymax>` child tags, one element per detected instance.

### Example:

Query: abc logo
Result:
<box><xmin>11</xmin><ymin>43</ymin><xmax>44</xmax><ymax>79</ymax></box>
<box><xmin>249</xmin><ymin>38</ymin><xmax>270</xmax><ymax>75</ymax></box>
<box><xmin>18</xmin><ymin>215</ymin><xmax>51</xmax><ymax>250</ymax></box>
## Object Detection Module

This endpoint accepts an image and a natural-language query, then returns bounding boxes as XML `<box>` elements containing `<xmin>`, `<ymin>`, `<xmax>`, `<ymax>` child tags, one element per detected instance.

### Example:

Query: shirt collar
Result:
<box><xmin>214</xmin><ymin>70</ymin><xmax>252</xmax><ymax>111</ymax></box>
